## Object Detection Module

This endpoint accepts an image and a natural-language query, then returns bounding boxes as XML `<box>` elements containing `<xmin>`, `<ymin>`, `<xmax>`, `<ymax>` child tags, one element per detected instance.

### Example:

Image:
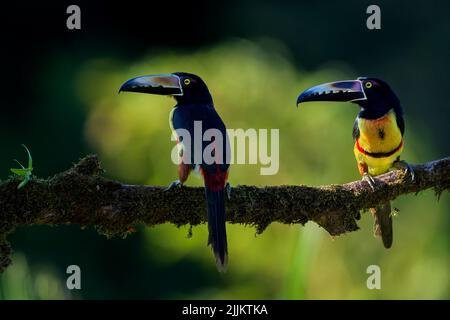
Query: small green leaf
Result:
<box><xmin>10</xmin><ymin>144</ymin><xmax>34</xmax><ymax>189</ymax></box>
<box><xmin>22</xmin><ymin>144</ymin><xmax>33</xmax><ymax>170</ymax></box>
<box><xmin>18</xmin><ymin>176</ymin><xmax>30</xmax><ymax>189</ymax></box>
<box><xmin>10</xmin><ymin>168</ymin><xmax>29</xmax><ymax>176</ymax></box>
<box><xmin>13</xmin><ymin>159</ymin><xmax>25</xmax><ymax>169</ymax></box>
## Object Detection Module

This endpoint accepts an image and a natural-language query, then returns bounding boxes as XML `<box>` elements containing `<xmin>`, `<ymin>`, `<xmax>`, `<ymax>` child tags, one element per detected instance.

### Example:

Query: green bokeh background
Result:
<box><xmin>0</xmin><ymin>1</ymin><xmax>448</xmax><ymax>299</ymax></box>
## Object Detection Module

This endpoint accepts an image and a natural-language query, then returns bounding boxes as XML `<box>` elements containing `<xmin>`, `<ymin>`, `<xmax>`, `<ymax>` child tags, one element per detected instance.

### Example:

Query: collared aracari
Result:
<box><xmin>119</xmin><ymin>72</ymin><xmax>230</xmax><ymax>271</ymax></box>
<box><xmin>297</xmin><ymin>77</ymin><xmax>414</xmax><ymax>248</ymax></box>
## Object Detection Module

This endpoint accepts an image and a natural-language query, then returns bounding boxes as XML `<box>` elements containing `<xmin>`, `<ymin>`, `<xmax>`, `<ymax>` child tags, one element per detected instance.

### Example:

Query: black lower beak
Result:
<box><xmin>119</xmin><ymin>74</ymin><xmax>183</xmax><ymax>96</ymax></box>
<box><xmin>296</xmin><ymin>80</ymin><xmax>366</xmax><ymax>106</ymax></box>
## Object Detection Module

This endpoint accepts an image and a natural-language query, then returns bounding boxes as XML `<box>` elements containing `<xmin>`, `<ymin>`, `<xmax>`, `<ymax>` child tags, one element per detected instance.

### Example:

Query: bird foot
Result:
<box><xmin>392</xmin><ymin>160</ymin><xmax>415</xmax><ymax>181</ymax></box>
<box><xmin>225</xmin><ymin>182</ymin><xmax>232</xmax><ymax>200</ymax></box>
<box><xmin>362</xmin><ymin>173</ymin><xmax>376</xmax><ymax>191</ymax></box>
<box><xmin>164</xmin><ymin>180</ymin><xmax>183</xmax><ymax>192</ymax></box>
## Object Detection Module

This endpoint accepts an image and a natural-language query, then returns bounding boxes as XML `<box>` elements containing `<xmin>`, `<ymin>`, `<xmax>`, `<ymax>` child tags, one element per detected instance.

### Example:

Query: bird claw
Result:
<box><xmin>225</xmin><ymin>182</ymin><xmax>232</xmax><ymax>200</ymax></box>
<box><xmin>164</xmin><ymin>180</ymin><xmax>182</xmax><ymax>192</ymax></box>
<box><xmin>362</xmin><ymin>173</ymin><xmax>376</xmax><ymax>191</ymax></box>
<box><xmin>394</xmin><ymin>160</ymin><xmax>415</xmax><ymax>181</ymax></box>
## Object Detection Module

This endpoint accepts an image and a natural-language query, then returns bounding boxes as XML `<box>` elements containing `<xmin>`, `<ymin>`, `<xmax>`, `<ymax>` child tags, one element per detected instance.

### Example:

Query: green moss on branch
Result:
<box><xmin>0</xmin><ymin>155</ymin><xmax>449</xmax><ymax>272</ymax></box>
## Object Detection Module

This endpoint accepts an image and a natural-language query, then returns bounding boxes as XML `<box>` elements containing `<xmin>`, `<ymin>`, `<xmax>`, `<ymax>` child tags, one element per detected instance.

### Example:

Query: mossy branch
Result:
<box><xmin>0</xmin><ymin>155</ymin><xmax>449</xmax><ymax>272</ymax></box>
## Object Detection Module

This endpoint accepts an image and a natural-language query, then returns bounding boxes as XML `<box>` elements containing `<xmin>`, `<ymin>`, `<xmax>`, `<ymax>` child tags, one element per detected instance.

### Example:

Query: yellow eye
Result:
<box><xmin>184</xmin><ymin>78</ymin><xmax>191</xmax><ymax>85</ymax></box>
<box><xmin>365</xmin><ymin>81</ymin><xmax>373</xmax><ymax>88</ymax></box>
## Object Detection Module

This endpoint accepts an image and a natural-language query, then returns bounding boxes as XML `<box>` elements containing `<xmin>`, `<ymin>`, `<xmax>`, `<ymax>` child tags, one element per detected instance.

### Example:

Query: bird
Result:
<box><xmin>296</xmin><ymin>77</ymin><xmax>414</xmax><ymax>248</ymax></box>
<box><xmin>119</xmin><ymin>72</ymin><xmax>230</xmax><ymax>271</ymax></box>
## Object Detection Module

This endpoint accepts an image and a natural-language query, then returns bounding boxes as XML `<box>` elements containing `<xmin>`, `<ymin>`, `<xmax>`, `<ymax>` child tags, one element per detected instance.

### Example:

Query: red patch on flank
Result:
<box><xmin>178</xmin><ymin>163</ymin><xmax>192</xmax><ymax>183</ymax></box>
<box><xmin>357</xmin><ymin>162</ymin><xmax>368</xmax><ymax>176</ymax></box>
<box><xmin>200</xmin><ymin>166</ymin><xmax>229</xmax><ymax>192</ymax></box>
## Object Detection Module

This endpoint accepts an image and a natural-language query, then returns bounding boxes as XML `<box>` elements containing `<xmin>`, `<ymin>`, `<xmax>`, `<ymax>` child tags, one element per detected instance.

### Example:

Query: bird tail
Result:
<box><xmin>370</xmin><ymin>201</ymin><xmax>393</xmax><ymax>248</ymax></box>
<box><xmin>205</xmin><ymin>185</ymin><xmax>228</xmax><ymax>272</ymax></box>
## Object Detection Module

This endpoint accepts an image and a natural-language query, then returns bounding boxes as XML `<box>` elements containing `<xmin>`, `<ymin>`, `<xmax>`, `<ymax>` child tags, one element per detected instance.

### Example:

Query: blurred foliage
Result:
<box><xmin>4</xmin><ymin>40</ymin><xmax>446</xmax><ymax>300</ymax></box>
<box><xmin>0</xmin><ymin>0</ymin><xmax>449</xmax><ymax>299</ymax></box>
<box><xmin>0</xmin><ymin>254</ymin><xmax>69</xmax><ymax>299</ymax></box>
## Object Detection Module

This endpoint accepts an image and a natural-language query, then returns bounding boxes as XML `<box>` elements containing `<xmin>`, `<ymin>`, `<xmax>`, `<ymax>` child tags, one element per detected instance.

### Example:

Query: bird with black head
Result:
<box><xmin>297</xmin><ymin>77</ymin><xmax>414</xmax><ymax>248</ymax></box>
<box><xmin>120</xmin><ymin>72</ymin><xmax>230</xmax><ymax>271</ymax></box>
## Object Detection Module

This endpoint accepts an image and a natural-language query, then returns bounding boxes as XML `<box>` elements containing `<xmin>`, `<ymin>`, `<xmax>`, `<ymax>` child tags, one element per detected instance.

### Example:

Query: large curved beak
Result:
<box><xmin>119</xmin><ymin>74</ymin><xmax>183</xmax><ymax>96</ymax></box>
<box><xmin>296</xmin><ymin>80</ymin><xmax>366</xmax><ymax>106</ymax></box>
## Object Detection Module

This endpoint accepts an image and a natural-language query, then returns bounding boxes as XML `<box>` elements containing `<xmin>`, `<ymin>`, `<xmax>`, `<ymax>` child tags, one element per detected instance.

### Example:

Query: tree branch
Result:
<box><xmin>1</xmin><ymin>155</ymin><xmax>449</xmax><ymax>272</ymax></box>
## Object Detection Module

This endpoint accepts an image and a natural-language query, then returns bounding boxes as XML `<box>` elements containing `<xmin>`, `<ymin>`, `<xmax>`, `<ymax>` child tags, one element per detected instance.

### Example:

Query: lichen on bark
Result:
<box><xmin>0</xmin><ymin>155</ymin><xmax>449</xmax><ymax>272</ymax></box>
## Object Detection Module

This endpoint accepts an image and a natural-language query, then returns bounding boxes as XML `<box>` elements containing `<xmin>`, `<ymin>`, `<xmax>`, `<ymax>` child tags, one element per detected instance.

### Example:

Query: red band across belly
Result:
<box><xmin>356</xmin><ymin>139</ymin><xmax>403</xmax><ymax>158</ymax></box>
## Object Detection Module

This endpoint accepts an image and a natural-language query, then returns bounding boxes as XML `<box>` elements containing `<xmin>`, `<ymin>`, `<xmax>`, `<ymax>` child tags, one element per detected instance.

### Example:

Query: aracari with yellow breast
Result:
<box><xmin>297</xmin><ymin>77</ymin><xmax>414</xmax><ymax>248</ymax></box>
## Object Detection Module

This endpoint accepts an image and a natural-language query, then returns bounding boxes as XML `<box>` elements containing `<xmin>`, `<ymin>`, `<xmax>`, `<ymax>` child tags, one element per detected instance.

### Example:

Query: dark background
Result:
<box><xmin>0</xmin><ymin>1</ymin><xmax>448</xmax><ymax>299</ymax></box>
<box><xmin>2</xmin><ymin>1</ymin><xmax>449</xmax><ymax>161</ymax></box>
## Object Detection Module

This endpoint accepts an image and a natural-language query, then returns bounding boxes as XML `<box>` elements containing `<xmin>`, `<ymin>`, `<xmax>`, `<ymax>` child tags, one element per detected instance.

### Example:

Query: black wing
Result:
<box><xmin>171</xmin><ymin>104</ymin><xmax>230</xmax><ymax>174</ymax></box>
<box><xmin>170</xmin><ymin>106</ymin><xmax>195</xmax><ymax>168</ymax></box>
<box><xmin>352</xmin><ymin>117</ymin><xmax>360</xmax><ymax>141</ymax></box>
<box><xmin>395</xmin><ymin>111</ymin><xmax>405</xmax><ymax>136</ymax></box>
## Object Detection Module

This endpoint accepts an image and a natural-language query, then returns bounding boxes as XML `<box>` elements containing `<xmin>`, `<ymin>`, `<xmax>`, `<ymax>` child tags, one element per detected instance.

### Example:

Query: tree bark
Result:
<box><xmin>0</xmin><ymin>155</ymin><xmax>449</xmax><ymax>272</ymax></box>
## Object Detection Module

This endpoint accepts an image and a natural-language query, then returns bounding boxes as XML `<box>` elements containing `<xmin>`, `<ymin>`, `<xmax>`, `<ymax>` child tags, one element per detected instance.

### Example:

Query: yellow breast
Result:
<box><xmin>354</xmin><ymin>109</ymin><xmax>403</xmax><ymax>176</ymax></box>
<box><xmin>357</xmin><ymin>110</ymin><xmax>402</xmax><ymax>153</ymax></box>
